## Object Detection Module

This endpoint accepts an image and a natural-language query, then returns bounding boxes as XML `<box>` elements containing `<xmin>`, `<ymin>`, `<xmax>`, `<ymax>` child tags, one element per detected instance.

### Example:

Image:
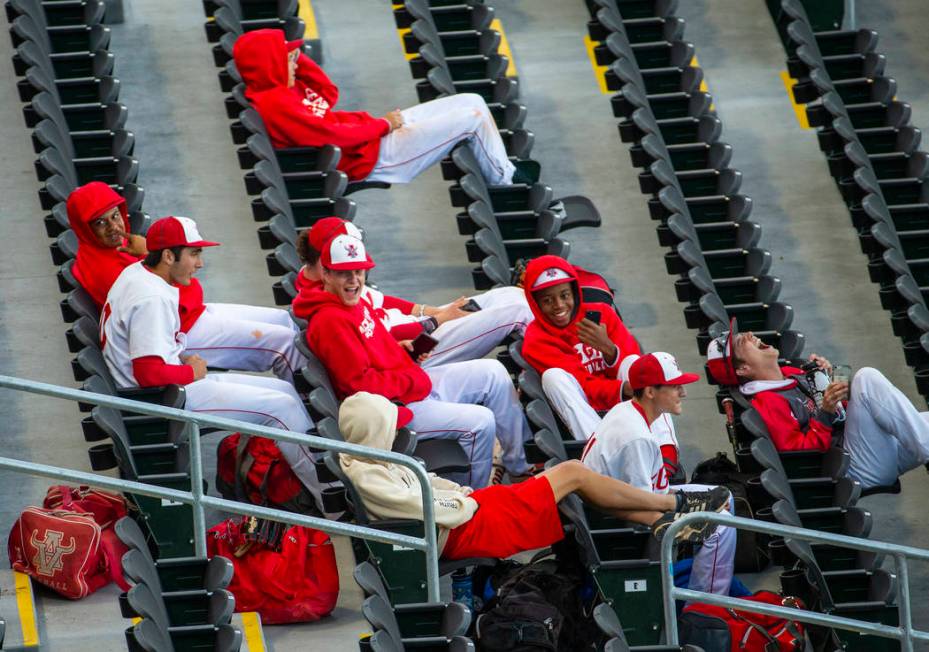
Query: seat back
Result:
<box><xmin>353</xmin><ymin>560</ymin><xmax>390</xmax><ymax>603</ymax></box>
<box><xmin>115</xmin><ymin>516</ymin><xmax>154</xmax><ymax>563</ymax></box>
<box><xmin>132</xmin><ymin>618</ymin><xmax>175</xmax><ymax>652</ymax></box>
<box><xmin>362</xmin><ymin>594</ymin><xmax>404</xmax><ymax>645</ymax></box>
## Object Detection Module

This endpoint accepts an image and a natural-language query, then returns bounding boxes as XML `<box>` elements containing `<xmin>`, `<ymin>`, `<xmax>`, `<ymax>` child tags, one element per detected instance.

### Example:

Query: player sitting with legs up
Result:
<box><xmin>707</xmin><ymin>318</ymin><xmax>929</xmax><ymax>492</ymax></box>
<box><xmin>100</xmin><ymin>216</ymin><xmax>331</xmax><ymax>514</ymax></box>
<box><xmin>233</xmin><ymin>29</ymin><xmax>533</xmax><ymax>187</ymax></box>
<box><xmin>521</xmin><ymin>255</ymin><xmax>642</xmax><ymax>441</ymax></box>
<box><xmin>67</xmin><ymin>182</ymin><xmax>307</xmax><ymax>385</ymax></box>
<box><xmin>293</xmin><ymin>233</ymin><xmax>534</xmax><ymax>488</ymax></box>
<box><xmin>293</xmin><ymin>217</ymin><xmax>533</xmax><ymax>367</ymax></box>
<box><xmin>339</xmin><ymin>392</ymin><xmax>731</xmax><ymax>558</ymax></box>
<box><xmin>582</xmin><ymin>353</ymin><xmax>736</xmax><ymax>595</ymax></box>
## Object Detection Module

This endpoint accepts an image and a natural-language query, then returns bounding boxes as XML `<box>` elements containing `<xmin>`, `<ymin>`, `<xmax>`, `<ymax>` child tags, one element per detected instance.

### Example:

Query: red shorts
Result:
<box><xmin>442</xmin><ymin>476</ymin><xmax>564</xmax><ymax>560</ymax></box>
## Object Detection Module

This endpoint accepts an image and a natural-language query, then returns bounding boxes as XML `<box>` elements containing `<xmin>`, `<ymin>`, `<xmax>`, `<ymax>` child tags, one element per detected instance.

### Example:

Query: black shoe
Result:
<box><xmin>651</xmin><ymin>487</ymin><xmax>730</xmax><ymax>544</ymax></box>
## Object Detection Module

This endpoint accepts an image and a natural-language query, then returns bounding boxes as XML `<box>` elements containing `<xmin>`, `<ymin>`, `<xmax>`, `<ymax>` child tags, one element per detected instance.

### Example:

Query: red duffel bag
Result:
<box><xmin>207</xmin><ymin>517</ymin><xmax>339</xmax><ymax>624</ymax></box>
<box><xmin>8</xmin><ymin>486</ymin><xmax>130</xmax><ymax>599</ymax></box>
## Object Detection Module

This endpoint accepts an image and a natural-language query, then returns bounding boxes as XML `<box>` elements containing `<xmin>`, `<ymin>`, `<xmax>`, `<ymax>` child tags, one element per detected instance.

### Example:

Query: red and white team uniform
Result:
<box><xmin>294</xmin><ymin>234</ymin><xmax>531</xmax><ymax>487</ymax></box>
<box><xmin>233</xmin><ymin>29</ymin><xmax>515</xmax><ymax>185</ymax></box>
<box><xmin>707</xmin><ymin>325</ymin><xmax>929</xmax><ymax>490</ymax></box>
<box><xmin>295</xmin><ymin>217</ymin><xmax>532</xmax><ymax>367</ymax></box>
<box><xmin>100</xmin><ymin>219</ymin><xmax>330</xmax><ymax>514</ymax></box>
<box><xmin>521</xmin><ymin>255</ymin><xmax>678</xmax><ymax>447</ymax></box>
<box><xmin>66</xmin><ymin>186</ymin><xmax>306</xmax><ymax>386</ymax></box>
<box><xmin>581</xmin><ymin>353</ymin><xmax>736</xmax><ymax>596</ymax></box>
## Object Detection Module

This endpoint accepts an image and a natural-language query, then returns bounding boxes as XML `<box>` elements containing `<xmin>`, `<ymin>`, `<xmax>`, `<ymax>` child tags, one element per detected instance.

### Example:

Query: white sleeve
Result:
<box><xmin>607</xmin><ymin>438</ymin><xmax>661</xmax><ymax>492</ymax></box>
<box><xmin>127</xmin><ymin>297</ymin><xmax>180</xmax><ymax>361</ymax></box>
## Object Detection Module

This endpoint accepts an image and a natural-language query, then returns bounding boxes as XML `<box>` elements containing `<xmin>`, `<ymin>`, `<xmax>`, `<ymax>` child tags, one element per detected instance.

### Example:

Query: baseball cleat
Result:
<box><xmin>651</xmin><ymin>486</ymin><xmax>731</xmax><ymax>544</ymax></box>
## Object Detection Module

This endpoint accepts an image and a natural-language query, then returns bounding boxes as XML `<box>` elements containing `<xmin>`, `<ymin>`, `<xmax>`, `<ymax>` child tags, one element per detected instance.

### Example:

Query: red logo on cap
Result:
<box><xmin>545</xmin><ymin>269</ymin><xmax>559</xmax><ymax>278</ymax></box>
<box><xmin>344</xmin><ymin>243</ymin><xmax>359</xmax><ymax>258</ymax></box>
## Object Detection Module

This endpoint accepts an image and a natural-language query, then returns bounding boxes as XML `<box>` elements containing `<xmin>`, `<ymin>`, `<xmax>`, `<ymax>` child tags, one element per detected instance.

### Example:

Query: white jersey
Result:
<box><xmin>581</xmin><ymin>400</ymin><xmax>671</xmax><ymax>494</ymax></box>
<box><xmin>363</xmin><ymin>286</ymin><xmax>422</xmax><ymax>330</ymax></box>
<box><xmin>101</xmin><ymin>262</ymin><xmax>185</xmax><ymax>388</ymax></box>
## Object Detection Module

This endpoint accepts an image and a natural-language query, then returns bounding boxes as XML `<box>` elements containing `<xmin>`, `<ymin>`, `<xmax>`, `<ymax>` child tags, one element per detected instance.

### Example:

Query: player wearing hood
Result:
<box><xmin>293</xmin><ymin>217</ymin><xmax>532</xmax><ymax>366</ymax></box>
<box><xmin>338</xmin><ymin>392</ymin><xmax>731</xmax><ymax>558</ymax></box>
<box><xmin>294</xmin><ymin>233</ymin><xmax>533</xmax><ymax>487</ymax></box>
<box><xmin>66</xmin><ymin>182</ymin><xmax>306</xmax><ymax>385</ymax></box>
<box><xmin>232</xmin><ymin>29</ymin><xmax>522</xmax><ymax>187</ymax></box>
<box><xmin>707</xmin><ymin>319</ymin><xmax>929</xmax><ymax>491</ymax></box>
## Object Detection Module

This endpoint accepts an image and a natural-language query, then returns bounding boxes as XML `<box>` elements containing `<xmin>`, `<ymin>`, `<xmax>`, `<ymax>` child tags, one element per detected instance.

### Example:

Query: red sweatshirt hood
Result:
<box><xmin>234</xmin><ymin>29</ymin><xmax>289</xmax><ymax>94</ymax></box>
<box><xmin>292</xmin><ymin>282</ymin><xmax>354</xmax><ymax>321</ymax></box>
<box><xmin>523</xmin><ymin>255</ymin><xmax>585</xmax><ymax>336</ymax></box>
<box><xmin>66</xmin><ymin>182</ymin><xmax>136</xmax><ymax>306</ymax></box>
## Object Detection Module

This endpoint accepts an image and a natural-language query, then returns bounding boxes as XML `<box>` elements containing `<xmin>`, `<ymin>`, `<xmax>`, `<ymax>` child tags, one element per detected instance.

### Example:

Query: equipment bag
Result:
<box><xmin>216</xmin><ymin>433</ymin><xmax>319</xmax><ymax>515</ymax></box>
<box><xmin>681</xmin><ymin>590</ymin><xmax>808</xmax><ymax>651</ymax></box>
<box><xmin>206</xmin><ymin>516</ymin><xmax>339</xmax><ymax>624</ymax></box>
<box><xmin>475</xmin><ymin>557</ymin><xmax>598</xmax><ymax>651</ymax></box>
<box><xmin>692</xmin><ymin>452</ymin><xmax>769</xmax><ymax>572</ymax></box>
<box><xmin>8</xmin><ymin>485</ymin><xmax>130</xmax><ymax>599</ymax></box>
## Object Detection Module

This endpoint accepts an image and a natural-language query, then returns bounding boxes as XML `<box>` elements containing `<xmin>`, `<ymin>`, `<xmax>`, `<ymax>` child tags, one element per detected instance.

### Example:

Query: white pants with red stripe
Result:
<box><xmin>406</xmin><ymin>359</ymin><xmax>531</xmax><ymax>488</ymax></box>
<box><xmin>843</xmin><ymin>367</ymin><xmax>929</xmax><ymax>489</ymax></box>
<box><xmin>675</xmin><ymin>483</ymin><xmax>736</xmax><ymax>596</ymax></box>
<box><xmin>184</xmin><ymin>373</ymin><xmax>334</xmax><ymax>515</ymax></box>
<box><xmin>541</xmin><ymin>368</ymin><xmax>679</xmax><ymax>448</ymax></box>
<box><xmin>366</xmin><ymin>93</ymin><xmax>515</xmax><ymax>185</ymax></box>
<box><xmin>423</xmin><ymin>286</ymin><xmax>532</xmax><ymax>369</ymax></box>
<box><xmin>183</xmin><ymin>302</ymin><xmax>306</xmax><ymax>386</ymax></box>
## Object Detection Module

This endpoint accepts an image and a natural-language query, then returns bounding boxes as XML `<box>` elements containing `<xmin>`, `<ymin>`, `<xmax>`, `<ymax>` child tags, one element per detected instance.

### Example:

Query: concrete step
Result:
<box><xmin>0</xmin><ymin>570</ymin><xmax>40</xmax><ymax>650</ymax></box>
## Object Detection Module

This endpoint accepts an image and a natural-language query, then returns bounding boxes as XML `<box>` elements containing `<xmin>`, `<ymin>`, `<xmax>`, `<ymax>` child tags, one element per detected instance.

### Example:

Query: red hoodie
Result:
<box><xmin>293</xmin><ymin>286</ymin><xmax>432</xmax><ymax>404</ymax></box>
<box><xmin>67</xmin><ymin>182</ymin><xmax>206</xmax><ymax>332</ymax></box>
<box><xmin>522</xmin><ymin>256</ymin><xmax>640</xmax><ymax>411</ymax></box>
<box><xmin>233</xmin><ymin>29</ymin><xmax>390</xmax><ymax>182</ymax></box>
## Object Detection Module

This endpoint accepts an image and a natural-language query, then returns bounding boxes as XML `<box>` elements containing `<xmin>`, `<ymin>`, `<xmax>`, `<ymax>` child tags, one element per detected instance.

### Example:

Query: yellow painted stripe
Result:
<box><xmin>690</xmin><ymin>55</ymin><xmax>714</xmax><ymax>111</ymax></box>
<box><xmin>779</xmin><ymin>70</ymin><xmax>811</xmax><ymax>129</ymax></box>
<box><xmin>131</xmin><ymin>617</ymin><xmax>141</xmax><ymax>625</ymax></box>
<box><xmin>583</xmin><ymin>35</ymin><xmax>610</xmax><ymax>94</ymax></box>
<box><xmin>242</xmin><ymin>612</ymin><xmax>266</xmax><ymax>652</ymax></box>
<box><xmin>297</xmin><ymin>0</ymin><xmax>319</xmax><ymax>41</ymax></box>
<box><xmin>14</xmin><ymin>572</ymin><xmax>39</xmax><ymax>647</ymax></box>
<box><xmin>490</xmin><ymin>18</ymin><xmax>517</xmax><ymax>77</ymax></box>
<box><xmin>395</xmin><ymin>27</ymin><xmax>417</xmax><ymax>61</ymax></box>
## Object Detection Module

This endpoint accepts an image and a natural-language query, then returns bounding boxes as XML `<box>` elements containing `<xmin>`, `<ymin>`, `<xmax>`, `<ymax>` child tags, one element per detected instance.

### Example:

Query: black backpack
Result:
<box><xmin>474</xmin><ymin>554</ymin><xmax>599</xmax><ymax>651</ymax></box>
<box><xmin>691</xmin><ymin>452</ymin><xmax>770</xmax><ymax>573</ymax></box>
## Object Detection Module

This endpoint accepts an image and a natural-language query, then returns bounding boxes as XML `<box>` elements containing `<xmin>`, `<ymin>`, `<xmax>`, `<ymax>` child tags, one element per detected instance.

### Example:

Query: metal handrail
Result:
<box><xmin>0</xmin><ymin>374</ymin><xmax>442</xmax><ymax>601</ymax></box>
<box><xmin>661</xmin><ymin>511</ymin><xmax>929</xmax><ymax>651</ymax></box>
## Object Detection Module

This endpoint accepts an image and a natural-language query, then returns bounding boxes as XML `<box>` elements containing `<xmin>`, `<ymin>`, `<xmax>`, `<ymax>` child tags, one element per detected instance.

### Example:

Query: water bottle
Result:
<box><xmin>451</xmin><ymin>569</ymin><xmax>473</xmax><ymax>611</ymax></box>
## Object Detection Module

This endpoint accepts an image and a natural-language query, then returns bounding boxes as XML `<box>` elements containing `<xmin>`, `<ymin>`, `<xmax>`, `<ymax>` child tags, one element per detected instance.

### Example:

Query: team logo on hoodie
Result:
<box><xmin>302</xmin><ymin>89</ymin><xmax>330</xmax><ymax>118</ymax></box>
<box><xmin>574</xmin><ymin>342</ymin><xmax>606</xmax><ymax>373</ymax></box>
<box><xmin>359</xmin><ymin>306</ymin><xmax>375</xmax><ymax>339</ymax></box>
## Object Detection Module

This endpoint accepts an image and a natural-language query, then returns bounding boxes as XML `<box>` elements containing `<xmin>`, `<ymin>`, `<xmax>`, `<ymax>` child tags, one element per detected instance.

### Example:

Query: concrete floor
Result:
<box><xmin>1</xmin><ymin>0</ymin><xmax>928</xmax><ymax>648</ymax></box>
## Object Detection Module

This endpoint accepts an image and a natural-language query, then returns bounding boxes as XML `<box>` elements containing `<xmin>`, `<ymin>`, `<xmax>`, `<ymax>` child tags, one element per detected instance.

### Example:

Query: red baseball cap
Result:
<box><xmin>146</xmin><ymin>216</ymin><xmax>220</xmax><ymax>250</ymax></box>
<box><xmin>286</xmin><ymin>38</ymin><xmax>303</xmax><ymax>52</ymax></box>
<box><xmin>706</xmin><ymin>317</ymin><xmax>740</xmax><ymax>386</ymax></box>
<box><xmin>530</xmin><ymin>266</ymin><xmax>575</xmax><ymax>292</ymax></box>
<box><xmin>308</xmin><ymin>217</ymin><xmax>363</xmax><ymax>252</ymax></box>
<box><xmin>321</xmin><ymin>234</ymin><xmax>375</xmax><ymax>271</ymax></box>
<box><xmin>628</xmin><ymin>352</ymin><xmax>700</xmax><ymax>390</ymax></box>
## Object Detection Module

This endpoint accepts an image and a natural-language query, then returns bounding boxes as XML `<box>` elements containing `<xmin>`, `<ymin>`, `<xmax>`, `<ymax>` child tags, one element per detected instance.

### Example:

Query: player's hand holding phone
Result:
<box><xmin>577</xmin><ymin>311</ymin><xmax>618</xmax><ymax>364</ymax></box>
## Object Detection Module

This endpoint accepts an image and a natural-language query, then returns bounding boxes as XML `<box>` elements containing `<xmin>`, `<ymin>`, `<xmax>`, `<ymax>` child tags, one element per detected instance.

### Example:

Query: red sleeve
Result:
<box><xmin>382</xmin><ymin>294</ymin><xmax>416</xmax><ymax>313</ymax></box>
<box><xmin>659</xmin><ymin>444</ymin><xmax>681</xmax><ymax>482</ymax></box>
<box><xmin>263</xmin><ymin>89</ymin><xmax>390</xmax><ymax>149</ymax></box>
<box><xmin>308</xmin><ymin>311</ymin><xmax>429</xmax><ymax>404</ymax></box>
<box><xmin>522</xmin><ymin>326</ymin><xmax>622</xmax><ymax>411</ymax></box>
<box><xmin>132</xmin><ymin>356</ymin><xmax>193</xmax><ymax>387</ymax></box>
<box><xmin>295</xmin><ymin>54</ymin><xmax>339</xmax><ymax>106</ymax></box>
<box><xmin>389</xmin><ymin>322</ymin><xmax>424</xmax><ymax>341</ymax></box>
<box><xmin>751</xmin><ymin>392</ymin><xmax>832</xmax><ymax>452</ymax></box>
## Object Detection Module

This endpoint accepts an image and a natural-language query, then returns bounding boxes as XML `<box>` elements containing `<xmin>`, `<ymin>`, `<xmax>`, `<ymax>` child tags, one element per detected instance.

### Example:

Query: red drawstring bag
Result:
<box><xmin>8</xmin><ymin>486</ymin><xmax>130</xmax><ymax>599</ymax></box>
<box><xmin>206</xmin><ymin>517</ymin><xmax>339</xmax><ymax>624</ymax></box>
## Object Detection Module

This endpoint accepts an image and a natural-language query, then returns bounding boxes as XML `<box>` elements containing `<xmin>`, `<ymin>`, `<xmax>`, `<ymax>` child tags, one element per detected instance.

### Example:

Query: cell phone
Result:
<box><xmin>460</xmin><ymin>299</ymin><xmax>482</xmax><ymax>313</ymax></box>
<box><xmin>410</xmin><ymin>333</ymin><xmax>439</xmax><ymax>358</ymax></box>
<box><xmin>585</xmin><ymin>310</ymin><xmax>601</xmax><ymax>325</ymax></box>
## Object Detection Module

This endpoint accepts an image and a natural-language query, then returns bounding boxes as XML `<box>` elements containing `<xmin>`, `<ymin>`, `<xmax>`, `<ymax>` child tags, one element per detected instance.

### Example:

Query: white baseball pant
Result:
<box><xmin>423</xmin><ymin>286</ymin><xmax>533</xmax><ymax>369</ymax></box>
<box><xmin>366</xmin><ymin>93</ymin><xmax>515</xmax><ymax>185</ymax></box>
<box><xmin>842</xmin><ymin>367</ymin><xmax>929</xmax><ymax>489</ymax></box>
<box><xmin>406</xmin><ymin>359</ymin><xmax>532</xmax><ymax>488</ymax></box>
<box><xmin>541</xmin><ymin>368</ymin><xmax>678</xmax><ymax>447</ymax></box>
<box><xmin>184</xmin><ymin>372</ymin><xmax>336</xmax><ymax>515</ymax></box>
<box><xmin>183</xmin><ymin>302</ymin><xmax>307</xmax><ymax>385</ymax></box>
<box><xmin>675</xmin><ymin>483</ymin><xmax>736</xmax><ymax>596</ymax></box>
